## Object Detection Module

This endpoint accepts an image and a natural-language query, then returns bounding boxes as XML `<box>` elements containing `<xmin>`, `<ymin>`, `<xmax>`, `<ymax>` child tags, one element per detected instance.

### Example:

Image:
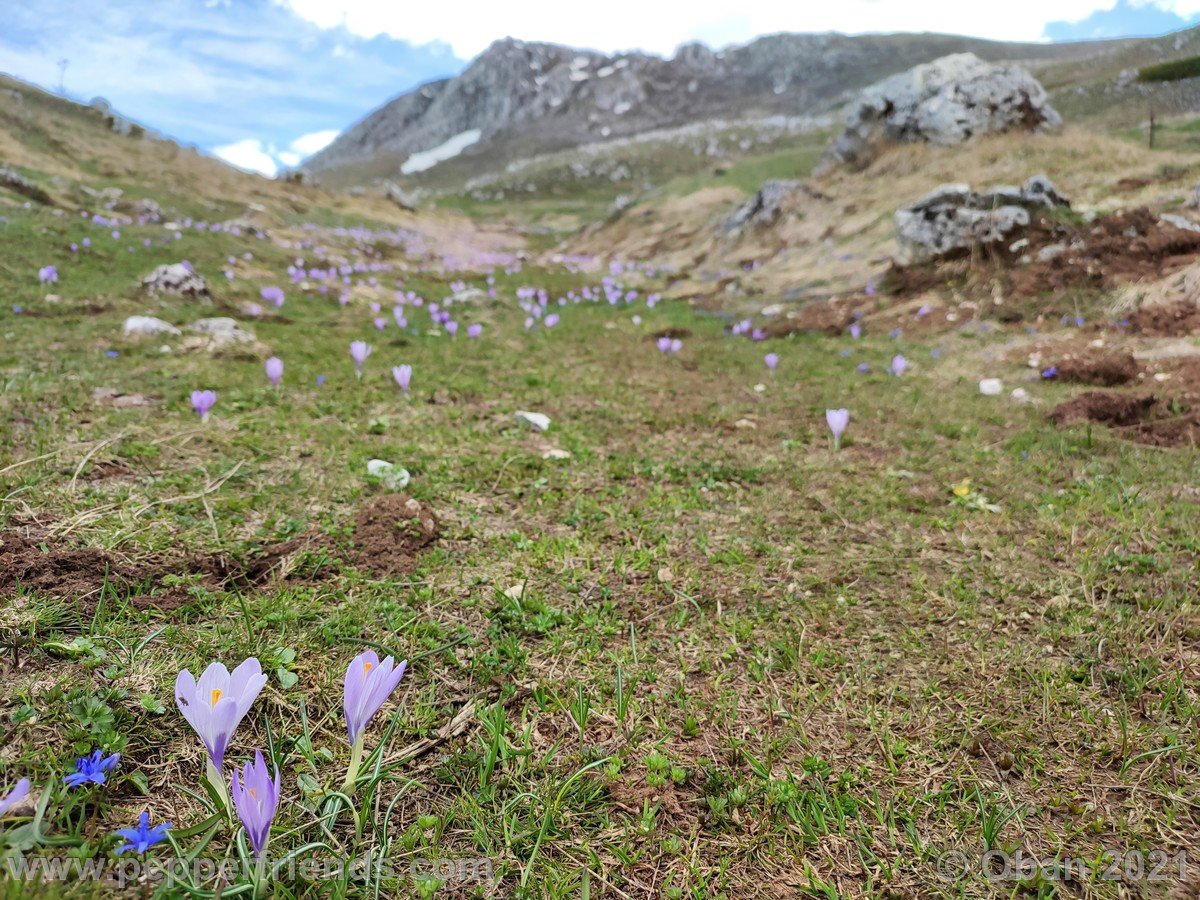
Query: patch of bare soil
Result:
<box><xmin>647</xmin><ymin>327</ymin><xmax>692</xmax><ymax>341</ymax></box>
<box><xmin>888</xmin><ymin>208</ymin><xmax>1200</xmax><ymax>304</ymax></box>
<box><xmin>352</xmin><ymin>494</ymin><xmax>440</xmax><ymax>578</ymax></box>
<box><xmin>0</xmin><ymin>524</ymin><xmax>332</xmax><ymax>611</ymax></box>
<box><xmin>1053</xmin><ymin>349</ymin><xmax>1140</xmax><ymax>387</ymax></box>
<box><xmin>1047</xmin><ymin>391</ymin><xmax>1200</xmax><ymax>447</ymax></box>
<box><xmin>1127</xmin><ymin>300</ymin><xmax>1200</xmax><ymax>337</ymax></box>
<box><xmin>760</xmin><ymin>300</ymin><xmax>858</xmax><ymax>337</ymax></box>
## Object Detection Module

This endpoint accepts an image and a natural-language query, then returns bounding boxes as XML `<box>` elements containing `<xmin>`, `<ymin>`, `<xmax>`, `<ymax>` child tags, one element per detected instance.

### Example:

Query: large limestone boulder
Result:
<box><xmin>827</xmin><ymin>54</ymin><xmax>1062</xmax><ymax>168</ymax></box>
<box><xmin>894</xmin><ymin>175</ymin><xmax>1070</xmax><ymax>264</ymax></box>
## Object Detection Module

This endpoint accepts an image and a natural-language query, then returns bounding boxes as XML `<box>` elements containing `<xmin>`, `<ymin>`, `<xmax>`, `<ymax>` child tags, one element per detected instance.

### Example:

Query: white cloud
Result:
<box><xmin>278</xmin><ymin>0</ymin><xmax>1135</xmax><ymax>58</ymax></box>
<box><xmin>213</xmin><ymin>138</ymin><xmax>279</xmax><ymax>176</ymax></box>
<box><xmin>290</xmin><ymin>128</ymin><xmax>340</xmax><ymax>156</ymax></box>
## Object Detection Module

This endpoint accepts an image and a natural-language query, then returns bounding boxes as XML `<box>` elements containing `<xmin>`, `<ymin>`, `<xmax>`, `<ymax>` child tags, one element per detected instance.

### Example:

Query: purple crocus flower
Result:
<box><xmin>231</xmin><ymin>751</ymin><xmax>280</xmax><ymax>859</ymax></box>
<box><xmin>826</xmin><ymin>408</ymin><xmax>850</xmax><ymax>450</ymax></box>
<box><xmin>190</xmin><ymin>390</ymin><xmax>217</xmax><ymax>422</ymax></box>
<box><xmin>0</xmin><ymin>779</ymin><xmax>31</xmax><ymax>816</ymax></box>
<box><xmin>467</xmin><ymin>323</ymin><xmax>483</xmax><ymax>339</ymax></box>
<box><xmin>544</xmin><ymin>314</ymin><xmax>560</xmax><ymax>328</ymax></box>
<box><xmin>392</xmin><ymin>365</ymin><xmax>412</xmax><ymax>393</ymax></box>
<box><xmin>669</xmin><ymin>338</ymin><xmax>682</xmax><ymax>353</ymax></box>
<box><xmin>174</xmin><ymin>659</ymin><xmax>267</xmax><ymax>769</ymax></box>
<box><xmin>38</xmin><ymin>265</ymin><xmax>58</xmax><ymax>285</ymax></box>
<box><xmin>343</xmin><ymin>651</ymin><xmax>408</xmax><ymax>747</ymax></box>
<box><xmin>260</xmin><ymin>287</ymin><xmax>285</xmax><ymax>309</ymax></box>
<box><xmin>446</xmin><ymin>320</ymin><xmax>459</xmax><ymax>337</ymax></box>
<box><xmin>116</xmin><ymin>811</ymin><xmax>172</xmax><ymax>855</ymax></box>
<box><xmin>64</xmin><ymin>750</ymin><xmax>120</xmax><ymax>788</ymax></box>
<box><xmin>890</xmin><ymin>355</ymin><xmax>908</xmax><ymax>377</ymax></box>
<box><xmin>265</xmin><ymin>357</ymin><xmax>283</xmax><ymax>388</ymax></box>
<box><xmin>1041</xmin><ymin>367</ymin><xmax>1059</xmax><ymax>379</ymax></box>
<box><xmin>373</xmin><ymin>317</ymin><xmax>388</xmax><ymax>331</ymax></box>
<box><xmin>656</xmin><ymin>337</ymin><xmax>671</xmax><ymax>353</ymax></box>
<box><xmin>850</xmin><ymin>322</ymin><xmax>862</xmax><ymax>340</ymax></box>
<box><xmin>857</xmin><ymin>362</ymin><xmax>870</xmax><ymax>373</ymax></box>
<box><xmin>350</xmin><ymin>341</ymin><xmax>372</xmax><ymax>375</ymax></box>
<box><xmin>764</xmin><ymin>353</ymin><xmax>779</xmax><ymax>371</ymax></box>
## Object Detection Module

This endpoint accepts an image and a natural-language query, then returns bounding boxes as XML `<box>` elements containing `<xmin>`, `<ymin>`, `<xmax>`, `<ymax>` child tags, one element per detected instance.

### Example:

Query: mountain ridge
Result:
<box><xmin>303</xmin><ymin>30</ymin><xmax>1129</xmax><ymax>187</ymax></box>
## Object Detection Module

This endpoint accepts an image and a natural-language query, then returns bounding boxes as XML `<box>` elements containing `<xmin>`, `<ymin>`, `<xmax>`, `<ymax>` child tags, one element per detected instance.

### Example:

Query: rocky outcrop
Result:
<box><xmin>894</xmin><ymin>175</ymin><xmax>1069</xmax><ymax>264</ymax></box>
<box><xmin>721</xmin><ymin>180</ymin><xmax>803</xmax><ymax>234</ymax></box>
<box><xmin>827</xmin><ymin>54</ymin><xmax>1062</xmax><ymax>169</ymax></box>
<box><xmin>306</xmin><ymin>36</ymin><xmax>1080</xmax><ymax>182</ymax></box>
<box><xmin>142</xmin><ymin>263</ymin><xmax>209</xmax><ymax>299</ymax></box>
<box><xmin>0</xmin><ymin>166</ymin><xmax>52</xmax><ymax>205</ymax></box>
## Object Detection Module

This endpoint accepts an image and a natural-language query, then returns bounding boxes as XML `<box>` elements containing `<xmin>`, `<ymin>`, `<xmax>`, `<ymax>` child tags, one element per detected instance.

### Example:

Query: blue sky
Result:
<box><xmin>1</xmin><ymin>0</ymin><xmax>1197</xmax><ymax>176</ymax></box>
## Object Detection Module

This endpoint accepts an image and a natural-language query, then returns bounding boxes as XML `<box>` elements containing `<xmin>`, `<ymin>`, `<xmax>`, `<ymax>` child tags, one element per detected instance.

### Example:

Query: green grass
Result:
<box><xmin>1139</xmin><ymin>55</ymin><xmax>1200</xmax><ymax>83</ymax></box>
<box><xmin>1</xmin><ymin>182</ymin><xmax>1199</xmax><ymax>900</ymax></box>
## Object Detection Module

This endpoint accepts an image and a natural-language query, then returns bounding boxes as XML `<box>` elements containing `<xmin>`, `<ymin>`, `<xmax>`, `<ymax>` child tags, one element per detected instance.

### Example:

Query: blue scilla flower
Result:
<box><xmin>63</xmin><ymin>750</ymin><xmax>120</xmax><ymax>788</ymax></box>
<box><xmin>116</xmin><ymin>811</ymin><xmax>172</xmax><ymax>855</ymax></box>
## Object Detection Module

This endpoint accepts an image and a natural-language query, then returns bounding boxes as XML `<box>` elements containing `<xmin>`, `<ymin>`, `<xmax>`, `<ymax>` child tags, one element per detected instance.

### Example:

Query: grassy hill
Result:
<box><xmin>1</xmin><ymin>63</ymin><xmax>1200</xmax><ymax>900</ymax></box>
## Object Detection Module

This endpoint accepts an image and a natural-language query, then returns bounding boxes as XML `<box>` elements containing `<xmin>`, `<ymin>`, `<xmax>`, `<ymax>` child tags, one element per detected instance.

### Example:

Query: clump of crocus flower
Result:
<box><xmin>890</xmin><ymin>354</ymin><xmax>908</xmax><ymax>377</ymax></box>
<box><xmin>264</xmin><ymin>357</ymin><xmax>283</xmax><ymax>388</ymax></box>
<box><xmin>826</xmin><ymin>408</ymin><xmax>850</xmax><ymax>451</ymax></box>
<box><xmin>115</xmin><ymin>811</ymin><xmax>172</xmax><ymax>855</ymax></box>
<box><xmin>64</xmin><ymin>750</ymin><xmax>120</xmax><ymax>788</ymax></box>
<box><xmin>467</xmin><ymin>323</ymin><xmax>483</xmax><ymax>339</ymax></box>
<box><xmin>175</xmin><ymin>659</ymin><xmax>267</xmax><ymax>809</ymax></box>
<box><xmin>260</xmin><ymin>286</ymin><xmax>284</xmax><ymax>308</ymax></box>
<box><xmin>393</xmin><ymin>365</ymin><xmax>412</xmax><ymax>394</ymax></box>
<box><xmin>350</xmin><ymin>341</ymin><xmax>372</xmax><ymax>376</ymax></box>
<box><xmin>38</xmin><ymin>265</ymin><xmax>58</xmax><ymax>285</ymax></box>
<box><xmin>190</xmin><ymin>390</ymin><xmax>217</xmax><ymax>422</ymax></box>
<box><xmin>0</xmin><ymin>779</ymin><xmax>31</xmax><ymax>815</ymax></box>
<box><xmin>342</xmin><ymin>651</ymin><xmax>407</xmax><ymax>791</ymax></box>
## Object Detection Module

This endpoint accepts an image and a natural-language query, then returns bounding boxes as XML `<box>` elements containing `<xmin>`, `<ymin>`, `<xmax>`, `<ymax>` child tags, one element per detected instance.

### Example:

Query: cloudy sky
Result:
<box><xmin>2</xmin><ymin>0</ymin><xmax>1199</xmax><ymax>176</ymax></box>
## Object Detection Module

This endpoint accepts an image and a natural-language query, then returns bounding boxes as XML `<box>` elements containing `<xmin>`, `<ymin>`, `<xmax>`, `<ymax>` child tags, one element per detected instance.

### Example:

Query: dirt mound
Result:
<box><xmin>1127</xmin><ymin>300</ymin><xmax>1200</xmax><ymax>337</ymax></box>
<box><xmin>1047</xmin><ymin>392</ymin><xmax>1157</xmax><ymax>427</ymax></box>
<box><xmin>0</xmin><ymin>529</ymin><xmax>166</xmax><ymax>607</ymax></box>
<box><xmin>1047</xmin><ymin>391</ymin><xmax>1200</xmax><ymax>447</ymax></box>
<box><xmin>888</xmin><ymin>208</ymin><xmax>1200</xmax><ymax>305</ymax></box>
<box><xmin>0</xmin><ymin>525</ymin><xmax>331</xmax><ymax>611</ymax></box>
<box><xmin>353</xmin><ymin>495</ymin><xmax>440</xmax><ymax>578</ymax></box>
<box><xmin>1053</xmin><ymin>349</ymin><xmax>1140</xmax><ymax>387</ymax></box>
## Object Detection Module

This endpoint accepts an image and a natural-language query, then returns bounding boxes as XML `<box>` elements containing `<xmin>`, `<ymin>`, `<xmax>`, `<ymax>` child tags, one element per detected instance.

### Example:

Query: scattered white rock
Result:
<box><xmin>515</xmin><ymin>410</ymin><xmax>551</xmax><ymax>432</ymax></box>
<box><xmin>541</xmin><ymin>448</ymin><xmax>572</xmax><ymax>460</ymax></box>
<box><xmin>123</xmin><ymin>315</ymin><xmax>181</xmax><ymax>337</ymax></box>
<box><xmin>366</xmin><ymin>459</ymin><xmax>411</xmax><ymax>490</ymax></box>
<box><xmin>1011</xmin><ymin>388</ymin><xmax>1031</xmax><ymax>403</ymax></box>
<box><xmin>187</xmin><ymin>318</ymin><xmax>255</xmax><ymax>346</ymax></box>
<box><xmin>1160</xmin><ymin>213</ymin><xmax>1200</xmax><ymax>233</ymax></box>
<box><xmin>979</xmin><ymin>378</ymin><xmax>1004</xmax><ymax>396</ymax></box>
